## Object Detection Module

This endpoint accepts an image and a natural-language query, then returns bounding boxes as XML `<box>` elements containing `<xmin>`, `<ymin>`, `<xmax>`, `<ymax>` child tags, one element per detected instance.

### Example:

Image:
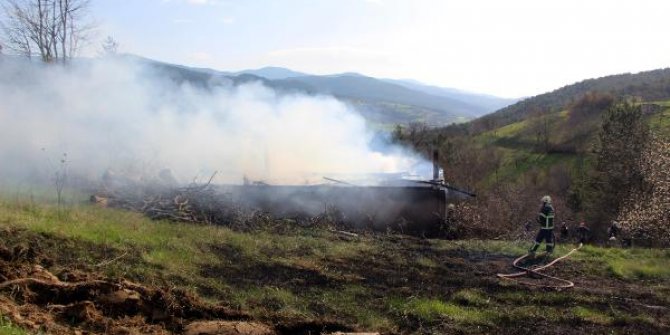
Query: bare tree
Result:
<box><xmin>1</xmin><ymin>0</ymin><xmax>92</xmax><ymax>62</ymax></box>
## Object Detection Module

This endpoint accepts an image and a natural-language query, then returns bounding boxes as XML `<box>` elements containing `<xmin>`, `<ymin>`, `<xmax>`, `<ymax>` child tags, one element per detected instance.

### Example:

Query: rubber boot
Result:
<box><xmin>529</xmin><ymin>243</ymin><xmax>539</xmax><ymax>257</ymax></box>
<box><xmin>545</xmin><ymin>245</ymin><xmax>554</xmax><ymax>259</ymax></box>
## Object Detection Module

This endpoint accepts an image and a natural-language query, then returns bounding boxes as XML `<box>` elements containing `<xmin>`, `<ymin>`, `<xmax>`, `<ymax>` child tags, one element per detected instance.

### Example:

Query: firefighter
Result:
<box><xmin>441</xmin><ymin>203</ymin><xmax>457</xmax><ymax>238</ymax></box>
<box><xmin>576</xmin><ymin>221</ymin><xmax>591</xmax><ymax>244</ymax></box>
<box><xmin>559</xmin><ymin>221</ymin><xmax>570</xmax><ymax>241</ymax></box>
<box><xmin>529</xmin><ymin>195</ymin><xmax>555</xmax><ymax>256</ymax></box>
<box><xmin>608</xmin><ymin>221</ymin><xmax>621</xmax><ymax>240</ymax></box>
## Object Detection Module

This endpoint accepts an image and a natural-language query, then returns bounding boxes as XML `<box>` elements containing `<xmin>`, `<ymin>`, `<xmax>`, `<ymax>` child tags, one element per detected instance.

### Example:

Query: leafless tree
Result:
<box><xmin>1</xmin><ymin>0</ymin><xmax>92</xmax><ymax>63</ymax></box>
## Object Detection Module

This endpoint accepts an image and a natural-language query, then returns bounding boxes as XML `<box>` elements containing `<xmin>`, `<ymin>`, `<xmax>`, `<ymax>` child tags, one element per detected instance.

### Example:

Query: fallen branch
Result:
<box><xmin>94</xmin><ymin>251</ymin><xmax>129</xmax><ymax>268</ymax></box>
<box><xmin>330</xmin><ymin>229</ymin><xmax>359</xmax><ymax>238</ymax></box>
<box><xmin>0</xmin><ymin>277</ymin><xmax>111</xmax><ymax>290</ymax></box>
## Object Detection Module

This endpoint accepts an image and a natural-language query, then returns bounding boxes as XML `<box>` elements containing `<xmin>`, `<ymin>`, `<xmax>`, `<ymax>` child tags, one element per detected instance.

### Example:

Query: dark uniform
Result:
<box><xmin>560</xmin><ymin>222</ymin><xmax>569</xmax><ymax>241</ymax></box>
<box><xmin>577</xmin><ymin>223</ymin><xmax>591</xmax><ymax>244</ymax></box>
<box><xmin>608</xmin><ymin>221</ymin><xmax>620</xmax><ymax>240</ymax></box>
<box><xmin>529</xmin><ymin>200</ymin><xmax>555</xmax><ymax>254</ymax></box>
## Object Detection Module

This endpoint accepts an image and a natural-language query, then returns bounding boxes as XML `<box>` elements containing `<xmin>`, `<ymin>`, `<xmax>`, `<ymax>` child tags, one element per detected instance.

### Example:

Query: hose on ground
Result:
<box><xmin>496</xmin><ymin>243</ymin><xmax>583</xmax><ymax>289</ymax></box>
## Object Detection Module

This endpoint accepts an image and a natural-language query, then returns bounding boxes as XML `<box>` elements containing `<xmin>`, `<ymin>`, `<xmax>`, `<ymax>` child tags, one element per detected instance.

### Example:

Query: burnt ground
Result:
<box><xmin>200</xmin><ymin>234</ymin><xmax>670</xmax><ymax>334</ymax></box>
<box><xmin>0</xmin><ymin>227</ymin><xmax>354</xmax><ymax>335</ymax></box>
<box><xmin>0</xmin><ymin>226</ymin><xmax>668</xmax><ymax>334</ymax></box>
<box><xmin>0</xmin><ymin>228</ymin><xmax>247</xmax><ymax>334</ymax></box>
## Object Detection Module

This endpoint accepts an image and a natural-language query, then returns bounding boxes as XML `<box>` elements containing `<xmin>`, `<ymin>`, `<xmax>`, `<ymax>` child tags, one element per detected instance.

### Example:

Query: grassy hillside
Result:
<box><xmin>475</xmin><ymin>68</ymin><xmax>670</xmax><ymax>133</ymax></box>
<box><xmin>463</xmin><ymin>100</ymin><xmax>670</xmax><ymax>190</ymax></box>
<box><xmin>279</xmin><ymin>75</ymin><xmax>485</xmax><ymax>118</ymax></box>
<box><xmin>406</xmin><ymin>68</ymin><xmax>670</xmax><ymax>195</ymax></box>
<box><xmin>0</xmin><ymin>199</ymin><xmax>668</xmax><ymax>334</ymax></box>
<box><xmin>394</xmin><ymin>85</ymin><xmax>670</xmax><ymax>241</ymax></box>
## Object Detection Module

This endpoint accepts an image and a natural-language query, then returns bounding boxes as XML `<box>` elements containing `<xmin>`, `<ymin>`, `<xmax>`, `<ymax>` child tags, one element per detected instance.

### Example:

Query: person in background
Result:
<box><xmin>576</xmin><ymin>221</ymin><xmax>591</xmax><ymax>244</ymax></box>
<box><xmin>529</xmin><ymin>195</ymin><xmax>555</xmax><ymax>256</ymax></box>
<box><xmin>608</xmin><ymin>221</ymin><xmax>621</xmax><ymax>240</ymax></box>
<box><xmin>559</xmin><ymin>221</ymin><xmax>569</xmax><ymax>242</ymax></box>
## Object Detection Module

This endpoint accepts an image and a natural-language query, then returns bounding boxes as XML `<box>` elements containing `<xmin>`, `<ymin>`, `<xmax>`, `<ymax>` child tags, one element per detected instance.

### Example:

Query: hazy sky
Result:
<box><xmin>91</xmin><ymin>0</ymin><xmax>670</xmax><ymax>98</ymax></box>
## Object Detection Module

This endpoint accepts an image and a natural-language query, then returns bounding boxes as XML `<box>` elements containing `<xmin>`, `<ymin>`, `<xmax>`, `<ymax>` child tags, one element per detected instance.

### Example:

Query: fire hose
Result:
<box><xmin>496</xmin><ymin>243</ymin><xmax>583</xmax><ymax>289</ymax></box>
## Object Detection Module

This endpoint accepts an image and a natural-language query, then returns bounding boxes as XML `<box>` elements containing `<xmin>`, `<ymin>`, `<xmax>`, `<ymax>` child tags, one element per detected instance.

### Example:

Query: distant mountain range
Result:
<box><xmin>235</xmin><ymin>66</ymin><xmax>308</xmax><ymax>80</ymax></box>
<box><xmin>125</xmin><ymin>56</ymin><xmax>518</xmax><ymax>128</ymax></box>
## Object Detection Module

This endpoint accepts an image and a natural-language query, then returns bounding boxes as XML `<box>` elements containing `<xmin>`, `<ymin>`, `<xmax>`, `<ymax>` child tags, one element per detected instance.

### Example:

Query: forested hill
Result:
<box><xmin>475</xmin><ymin>68</ymin><xmax>670</xmax><ymax>132</ymax></box>
<box><xmin>393</xmin><ymin>67</ymin><xmax>670</xmax><ymax>241</ymax></box>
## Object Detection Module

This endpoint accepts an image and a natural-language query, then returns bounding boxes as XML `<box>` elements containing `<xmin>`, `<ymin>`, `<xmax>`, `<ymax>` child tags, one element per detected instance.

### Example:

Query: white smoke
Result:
<box><xmin>0</xmin><ymin>57</ymin><xmax>428</xmax><ymax>187</ymax></box>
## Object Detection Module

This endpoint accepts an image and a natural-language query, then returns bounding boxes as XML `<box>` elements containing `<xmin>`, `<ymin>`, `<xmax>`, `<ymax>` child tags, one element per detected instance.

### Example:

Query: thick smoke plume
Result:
<box><xmin>0</xmin><ymin>57</ymin><xmax>427</xmax><ymax>188</ymax></box>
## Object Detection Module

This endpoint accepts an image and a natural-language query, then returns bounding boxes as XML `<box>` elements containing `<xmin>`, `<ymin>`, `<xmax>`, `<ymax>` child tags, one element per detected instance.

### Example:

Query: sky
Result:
<box><xmin>89</xmin><ymin>0</ymin><xmax>670</xmax><ymax>98</ymax></box>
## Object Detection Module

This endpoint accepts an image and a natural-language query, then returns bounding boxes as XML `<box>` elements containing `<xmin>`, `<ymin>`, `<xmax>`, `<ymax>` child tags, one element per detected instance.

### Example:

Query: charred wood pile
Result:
<box><xmin>92</xmin><ymin>173</ymin><xmax>265</xmax><ymax>230</ymax></box>
<box><xmin>92</xmin><ymin>170</ymin><xmax>467</xmax><ymax>237</ymax></box>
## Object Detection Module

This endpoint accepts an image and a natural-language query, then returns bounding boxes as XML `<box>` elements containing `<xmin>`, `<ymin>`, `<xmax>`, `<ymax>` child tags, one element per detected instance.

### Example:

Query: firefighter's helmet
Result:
<box><xmin>541</xmin><ymin>195</ymin><xmax>552</xmax><ymax>203</ymax></box>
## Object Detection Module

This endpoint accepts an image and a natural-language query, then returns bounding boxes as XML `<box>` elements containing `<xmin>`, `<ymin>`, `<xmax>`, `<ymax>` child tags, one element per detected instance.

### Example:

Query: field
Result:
<box><xmin>0</xmin><ymin>199</ymin><xmax>668</xmax><ymax>334</ymax></box>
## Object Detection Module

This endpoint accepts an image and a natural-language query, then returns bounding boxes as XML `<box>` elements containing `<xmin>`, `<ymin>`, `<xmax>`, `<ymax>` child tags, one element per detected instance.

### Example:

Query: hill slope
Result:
<box><xmin>235</xmin><ymin>66</ymin><xmax>309</xmax><ymax>79</ymax></box>
<box><xmin>393</xmin><ymin>68</ymin><xmax>670</xmax><ymax>239</ymax></box>
<box><xmin>128</xmin><ymin>57</ymin><xmax>513</xmax><ymax>127</ymax></box>
<box><xmin>233</xmin><ymin>66</ymin><xmax>516</xmax><ymax>118</ymax></box>
<box><xmin>383</xmin><ymin>78</ymin><xmax>519</xmax><ymax>116</ymax></box>
<box><xmin>477</xmin><ymin>68</ymin><xmax>670</xmax><ymax>132</ymax></box>
<box><xmin>279</xmin><ymin>74</ymin><xmax>483</xmax><ymax>115</ymax></box>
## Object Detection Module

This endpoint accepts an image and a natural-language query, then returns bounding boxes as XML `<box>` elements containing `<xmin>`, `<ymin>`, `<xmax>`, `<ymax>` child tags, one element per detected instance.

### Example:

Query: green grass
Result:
<box><xmin>313</xmin><ymin>285</ymin><xmax>392</xmax><ymax>329</ymax></box>
<box><xmin>468</xmin><ymin>112</ymin><xmax>583</xmax><ymax>188</ymax></box>
<box><xmin>452</xmin><ymin>289</ymin><xmax>490</xmax><ymax>307</ymax></box>
<box><xmin>432</xmin><ymin>239</ymin><xmax>528</xmax><ymax>256</ymax></box>
<box><xmin>393</xmin><ymin>298</ymin><xmax>493</xmax><ymax>325</ymax></box>
<box><xmin>229</xmin><ymin>285</ymin><xmax>306</xmax><ymax>314</ymax></box>
<box><xmin>487</xmin><ymin>151</ymin><xmax>578</xmax><ymax>187</ymax></box>
<box><xmin>607</xmin><ymin>257</ymin><xmax>670</xmax><ymax>279</ymax></box>
<box><xmin>482</xmin><ymin>119</ymin><xmax>529</xmax><ymax>139</ymax></box>
<box><xmin>648</xmin><ymin>106</ymin><xmax>670</xmax><ymax>135</ymax></box>
<box><xmin>575</xmin><ymin>245</ymin><xmax>670</xmax><ymax>280</ymax></box>
<box><xmin>573</xmin><ymin>307</ymin><xmax>613</xmax><ymax>325</ymax></box>
<box><xmin>415</xmin><ymin>256</ymin><xmax>438</xmax><ymax>268</ymax></box>
<box><xmin>0</xmin><ymin>198</ymin><xmax>381</xmax><ymax>324</ymax></box>
<box><xmin>1</xmin><ymin>198</ymin><xmax>669</xmax><ymax>333</ymax></box>
<box><xmin>0</xmin><ymin>316</ymin><xmax>28</xmax><ymax>335</ymax></box>
<box><xmin>649</xmin><ymin>100</ymin><xmax>670</xmax><ymax>107</ymax></box>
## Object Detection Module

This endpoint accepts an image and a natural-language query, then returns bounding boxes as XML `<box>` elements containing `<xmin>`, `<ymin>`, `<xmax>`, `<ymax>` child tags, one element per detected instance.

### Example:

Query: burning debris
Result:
<box><xmin>94</xmin><ymin>165</ymin><xmax>475</xmax><ymax>238</ymax></box>
<box><xmin>93</xmin><ymin>172</ymin><xmax>267</xmax><ymax>231</ymax></box>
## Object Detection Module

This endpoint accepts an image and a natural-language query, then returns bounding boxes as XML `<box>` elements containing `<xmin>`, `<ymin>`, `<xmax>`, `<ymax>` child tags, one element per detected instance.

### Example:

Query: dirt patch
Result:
<box><xmin>0</xmin><ymin>228</ymin><xmax>254</xmax><ymax>334</ymax></box>
<box><xmin>0</xmin><ymin>226</ymin><xmax>153</xmax><ymax>276</ymax></box>
<box><xmin>274</xmin><ymin>320</ymin><xmax>355</xmax><ymax>335</ymax></box>
<box><xmin>184</xmin><ymin>321</ymin><xmax>276</xmax><ymax>335</ymax></box>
